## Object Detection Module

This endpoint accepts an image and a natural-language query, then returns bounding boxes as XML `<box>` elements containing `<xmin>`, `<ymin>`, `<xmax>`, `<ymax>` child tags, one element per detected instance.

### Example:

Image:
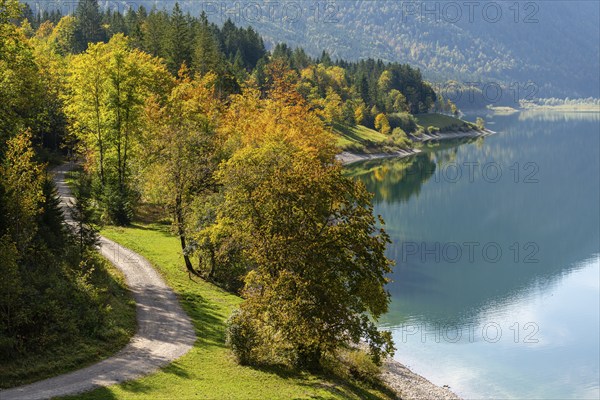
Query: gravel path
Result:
<box><xmin>0</xmin><ymin>164</ymin><xmax>196</xmax><ymax>400</ymax></box>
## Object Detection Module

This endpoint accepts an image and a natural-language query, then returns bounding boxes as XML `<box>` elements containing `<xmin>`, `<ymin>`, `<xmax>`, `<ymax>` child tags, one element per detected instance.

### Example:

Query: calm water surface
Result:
<box><xmin>348</xmin><ymin>112</ymin><xmax>600</xmax><ymax>399</ymax></box>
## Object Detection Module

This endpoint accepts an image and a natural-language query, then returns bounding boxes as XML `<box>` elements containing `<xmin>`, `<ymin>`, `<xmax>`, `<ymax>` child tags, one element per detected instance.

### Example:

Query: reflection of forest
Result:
<box><xmin>347</xmin><ymin>137</ymin><xmax>484</xmax><ymax>204</ymax></box>
<box><xmin>519</xmin><ymin>110</ymin><xmax>600</xmax><ymax>122</ymax></box>
<box><xmin>351</xmin><ymin>114</ymin><xmax>600</xmax><ymax>326</ymax></box>
<box><xmin>347</xmin><ymin>154</ymin><xmax>436</xmax><ymax>203</ymax></box>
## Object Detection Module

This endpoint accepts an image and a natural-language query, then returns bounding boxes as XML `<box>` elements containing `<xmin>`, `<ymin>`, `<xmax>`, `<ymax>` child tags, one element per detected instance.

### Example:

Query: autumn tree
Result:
<box><xmin>354</xmin><ymin>102</ymin><xmax>366</xmax><ymax>125</ymax></box>
<box><xmin>222</xmin><ymin>62</ymin><xmax>395</xmax><ymax>369</ymax></box>
<box><xmin>322</xmin><ymin>87</ymin><xmax>342</xmax><ymax>126</ymax></box>
<box><xmin>0</xmin><ymin>0</ymin><xmax>44</xmax><ymax>149</ymax></box>
<box><xmin>142</xmin><ymin>68</ymin><xmax>220</xmax><ymax>277</ymax></box>
<box><xmin>374</xmin><ymin>113</ymin><xmax>391</xmax><ymax>135</ymax></box>
<box><xmin>65</xmin><ymin>34</ymin><xmax>172</xmax><ymax>224</ymax></box>
<box><xmin>49</xmin><ymin>15</ymin><xmax>78</xmax><ymax>56</ymax></box>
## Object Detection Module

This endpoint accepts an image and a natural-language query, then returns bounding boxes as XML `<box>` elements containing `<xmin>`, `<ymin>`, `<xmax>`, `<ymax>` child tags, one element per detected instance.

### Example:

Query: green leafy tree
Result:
<box><xmin>29</xmin><ymin>21</ymin><xmax>70</xmax><ymax>150</ymax></box>
<box><xmin>70</xmin><ymin>171</ymin><xmax>100</xmax><ymax>257</ymax></box>
<box><xmin>141</xmin><ymin>8</ymin><xmax>168</xmax><ymax>58</ymax></box>
<box><xmin>0</xmin><ymin>130</ymin><xmax>45</xmax><ymax>252</ymax></box>
<box><xmin>192</xmin><ymin>12</ymin><xmax>222</xmax><ymax>76</ymax></box>
<box><xmin>65</xmin><ymin>34</ymin><xmax>172</xmax><ymax>224</ymax></box>
<box><xmin>377</xmin><ymin>70</ymin><xmax>392</xmax><ymax>93</ymax></box>
<box><xmin>165</xmin><ymin>3</ymin><xmax>191</xmax><ymax>74</ymax></box>
<box><xmin>142</xmin><ymin>69</ymin><xmax>220</xmax><ymax>277</ymax></box>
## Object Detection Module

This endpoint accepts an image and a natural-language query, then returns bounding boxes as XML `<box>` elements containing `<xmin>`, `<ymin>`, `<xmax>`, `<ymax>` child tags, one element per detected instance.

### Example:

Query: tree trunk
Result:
<box><xmin>208</xmin><ymin>244</ymin><xmax>216</xmax><ymax>279</ymax></box>
<box><xmin>175</xmin><ymin>195</ymin><xmax>200</xmax><ymax>277</ymax></box>
<box><xmin>296</xmin><ymin>345</ymin><xmax>322</xmax><ymax>371</ymax></box>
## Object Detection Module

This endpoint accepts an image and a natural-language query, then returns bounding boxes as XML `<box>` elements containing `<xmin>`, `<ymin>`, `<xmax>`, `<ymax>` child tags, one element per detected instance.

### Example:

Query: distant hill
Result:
<box><xmin>27</xmin><ymin>0</ymin><xmax>600</xmax><ymax>98</ymax></box>
<box><xmin>165</xmin><ymin>0</ymin><xmax>599</xmax><ymax>99</ymax></box>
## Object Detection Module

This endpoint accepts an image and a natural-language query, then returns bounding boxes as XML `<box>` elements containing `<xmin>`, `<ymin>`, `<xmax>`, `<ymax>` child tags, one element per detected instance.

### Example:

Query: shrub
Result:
<box><xmin>99</xmin><ymin>181</ymin><xmax>137</xmax><ymax>226</ymax></box>
<box><xmin>388</xmin><ymin>112</ymin><xmax>418</xmax><ymax>133</ymax></box>
<box><xmin>226</xmin><ymin>308</ymin><xmax>259</xmax><ymax>365</ymax></box>
<box><xmin>343</xmin><ymin>142</ymin><xmax>366</xmax><ymax>153</ymax></box>
<box><xmin>476</xmin><ymin>117</ymin><xmax>486</xmax><ymax>130</ymax></box>
<box><xmin>390</xmin><ymin>128</ymin><xmax>413</xmax><ymax>149</ymax></box>
<box><xmin>322</xmin><ymin>347</ymin><xmax>382</xmax><ymax>385</ymax></box>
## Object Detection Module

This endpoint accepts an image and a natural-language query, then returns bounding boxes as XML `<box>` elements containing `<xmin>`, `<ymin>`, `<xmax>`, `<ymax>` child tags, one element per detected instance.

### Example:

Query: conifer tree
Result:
<box><xmin>73</xmin><ymin>0</ymin><xmax>105</xmax><ymax>53</ymax></box>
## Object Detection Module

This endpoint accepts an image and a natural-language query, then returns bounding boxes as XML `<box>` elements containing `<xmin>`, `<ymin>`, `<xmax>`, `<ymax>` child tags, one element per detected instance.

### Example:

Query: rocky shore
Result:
<box><xmin>381</xmin><ymin>357</ymin><xmax>461</xmax><ymax>400</ymax></box>
<box><xmin>337</xmin><ymin>129</ymin><xmax>495</xmax><ymax>165</ymax></box>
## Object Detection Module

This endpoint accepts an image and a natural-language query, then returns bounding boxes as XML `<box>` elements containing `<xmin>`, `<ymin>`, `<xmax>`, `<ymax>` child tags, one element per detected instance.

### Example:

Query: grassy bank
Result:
<box><xmin>335</xmin><ymin>123</ymin><xmax>389</xmax><ymax>152</ymax></box>
<box><xmin>65</xmin><ymin>223</ymin><xmax>393</xmax><ymax>399</ymax></box>
<box><xmin>0</xmin><ymin>254</ymin><xmax>136</xmax><ymax>388</ymax></box>
<box><xmin>335</xmin><ymin>113</ymin><xmax>478</xmax><ymax>154</ymax></box>
<box><xmin>414</xmin><ymin>113</ymin><xmax>476</xmax><ymax>132</ymax></box>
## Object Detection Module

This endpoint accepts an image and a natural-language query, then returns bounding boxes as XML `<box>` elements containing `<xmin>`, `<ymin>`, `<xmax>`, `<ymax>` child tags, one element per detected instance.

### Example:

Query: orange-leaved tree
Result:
<box><xmin>215</xmin><ymin>61</ymin><xmax>395</xmax><ymax>369</ymax></box>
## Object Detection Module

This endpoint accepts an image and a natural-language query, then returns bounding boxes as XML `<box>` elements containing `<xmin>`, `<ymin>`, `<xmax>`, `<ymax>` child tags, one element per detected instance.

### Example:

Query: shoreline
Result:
<box><xmin>337</xmin><ymin>148</ymin><xmax>422</xmax><ymax>165</ymax></box>
<box><xmin>343</xmin><ymin>129</ymin><xmax>496</xmax><ymax>398</ymax></box>
<box><xmin>411</xmin><ymin>128</ymin><xmax>495</xmax><ymax>142</ymax></box>
<box><xmin>337</xmin><ymin>129</ymin><xmax>495</xmax><ymax>165</ymax></box>
<box><xmin>381</xmin><ymin>357</ymin><xmax>461</xmax><ymax>400</ymax></box>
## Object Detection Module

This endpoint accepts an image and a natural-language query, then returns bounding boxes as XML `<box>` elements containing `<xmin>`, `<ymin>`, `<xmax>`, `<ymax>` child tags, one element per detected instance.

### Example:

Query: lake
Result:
<box><xmin>347</xmin><ymin>112</ymin><xmax>600</xmax><ymax>399</ymax></box>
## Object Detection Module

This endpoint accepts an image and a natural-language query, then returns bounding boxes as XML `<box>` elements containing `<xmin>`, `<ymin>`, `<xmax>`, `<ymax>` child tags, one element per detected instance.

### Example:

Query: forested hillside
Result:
<box><xmin>196</xmin><ymin>0</ymin><xmax>596</xmax><ymax>99</ymax></box>
<box><xmin>20</xmin><ymin>0</ymin><xmax>455</xmax><ymax>151</ymax></box>
<box><xmin>23</xmin><ymin>0</ymin><xmax>596</xmax><ymax>99</ymax></box>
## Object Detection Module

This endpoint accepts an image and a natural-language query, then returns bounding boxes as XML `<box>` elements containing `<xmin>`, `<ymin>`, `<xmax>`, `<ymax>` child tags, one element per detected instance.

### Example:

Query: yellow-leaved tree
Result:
<box><xmin>374</xmin><ymin>112</ymin><xmax>391</xmax><ymax>135</ymax></box>
<box><xmin>213</xmin><ymin>61</ymin><xmax>395</xmax><ymax>370</ymax></box>
<box><xmin>64</xmin><ymin>34</ymin><xmax>172</xmax><ymax>224</ymax></box>
<box><xmin>142</xmin><ymin>66</ymin><xmax>221</xmax><ymax>277</ymax></box>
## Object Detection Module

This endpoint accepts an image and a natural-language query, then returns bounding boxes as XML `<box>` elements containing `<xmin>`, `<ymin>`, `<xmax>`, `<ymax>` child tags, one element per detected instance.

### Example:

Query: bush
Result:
<box><xmin>390</xmin><ymin>128</ymin><xmax>413</xmax><ymax>149</ymax></box>
<box><xmin>322</xmin><ymin>347</ymin><xmax>382</xmax><ymax>385</ymax></box>
<box><xmin>476</xmin><ymin>117</ymin><xmax>486</xmax><ymax>130</ymax></box>
<box><xmin>345</xmin><ymin>142</ymin><xmax>366</xmax><ymax>153</ymax></box>
<box><xmin>343</xmin><ymin>349</ymin><xmax>381</xmax><ymax>384</ymax></box>
<box><xmin>388</xmin><ymin>112</ymin><xmax>418</xmax><ymax>133</ymax></box>
<box><xmin>226</xmin><ymin>308</ymin><xmax>259</xmax><ymax>365</ymax></box>
<box><xmin>99</xmin><ymin>181</ymin><xmax>137</xmax><ymax>226</ymax></box>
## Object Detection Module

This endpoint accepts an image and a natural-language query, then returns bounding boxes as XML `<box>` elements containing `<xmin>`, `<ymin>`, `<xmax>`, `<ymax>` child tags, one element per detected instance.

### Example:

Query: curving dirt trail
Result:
<box><xmin>0</xmin><ymin>164</ymin><xmax>196</xmax><ymax>400</ymax></box>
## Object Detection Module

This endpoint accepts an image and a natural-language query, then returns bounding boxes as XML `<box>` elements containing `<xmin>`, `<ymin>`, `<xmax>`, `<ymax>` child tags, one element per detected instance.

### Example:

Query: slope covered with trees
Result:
<box><xmin>0</xmin><ymin>0</ymin><xmax>135</xmax><ymax>386</ymax></box>
<box><xmin>23</xmin><ymin>0</ymin><xmax>600</xmax><ymax>101</ymax></box>
<box><xmin>180</xmin><ymin>0</ymin><xmax>597</xmax><ymax>99</ymax></box>
<box><xmin>20</xmin><ymin>0</ymin><xmax>448</xmax><ymax>131</ymax></box>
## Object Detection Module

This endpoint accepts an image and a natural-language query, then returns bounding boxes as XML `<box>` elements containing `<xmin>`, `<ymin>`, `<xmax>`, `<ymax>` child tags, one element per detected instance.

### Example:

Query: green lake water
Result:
<box><xmin>348</xmin><ymin>112</ymin><xmax>600</xmax><ymax>399</ymax></box>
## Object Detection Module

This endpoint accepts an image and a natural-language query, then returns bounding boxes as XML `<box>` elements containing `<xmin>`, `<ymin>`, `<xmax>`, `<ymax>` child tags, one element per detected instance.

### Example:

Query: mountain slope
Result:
<box><xmin>175</xmin><ymin>0</ymin><xmax>599</xmax><ymax>98</ymax></box>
